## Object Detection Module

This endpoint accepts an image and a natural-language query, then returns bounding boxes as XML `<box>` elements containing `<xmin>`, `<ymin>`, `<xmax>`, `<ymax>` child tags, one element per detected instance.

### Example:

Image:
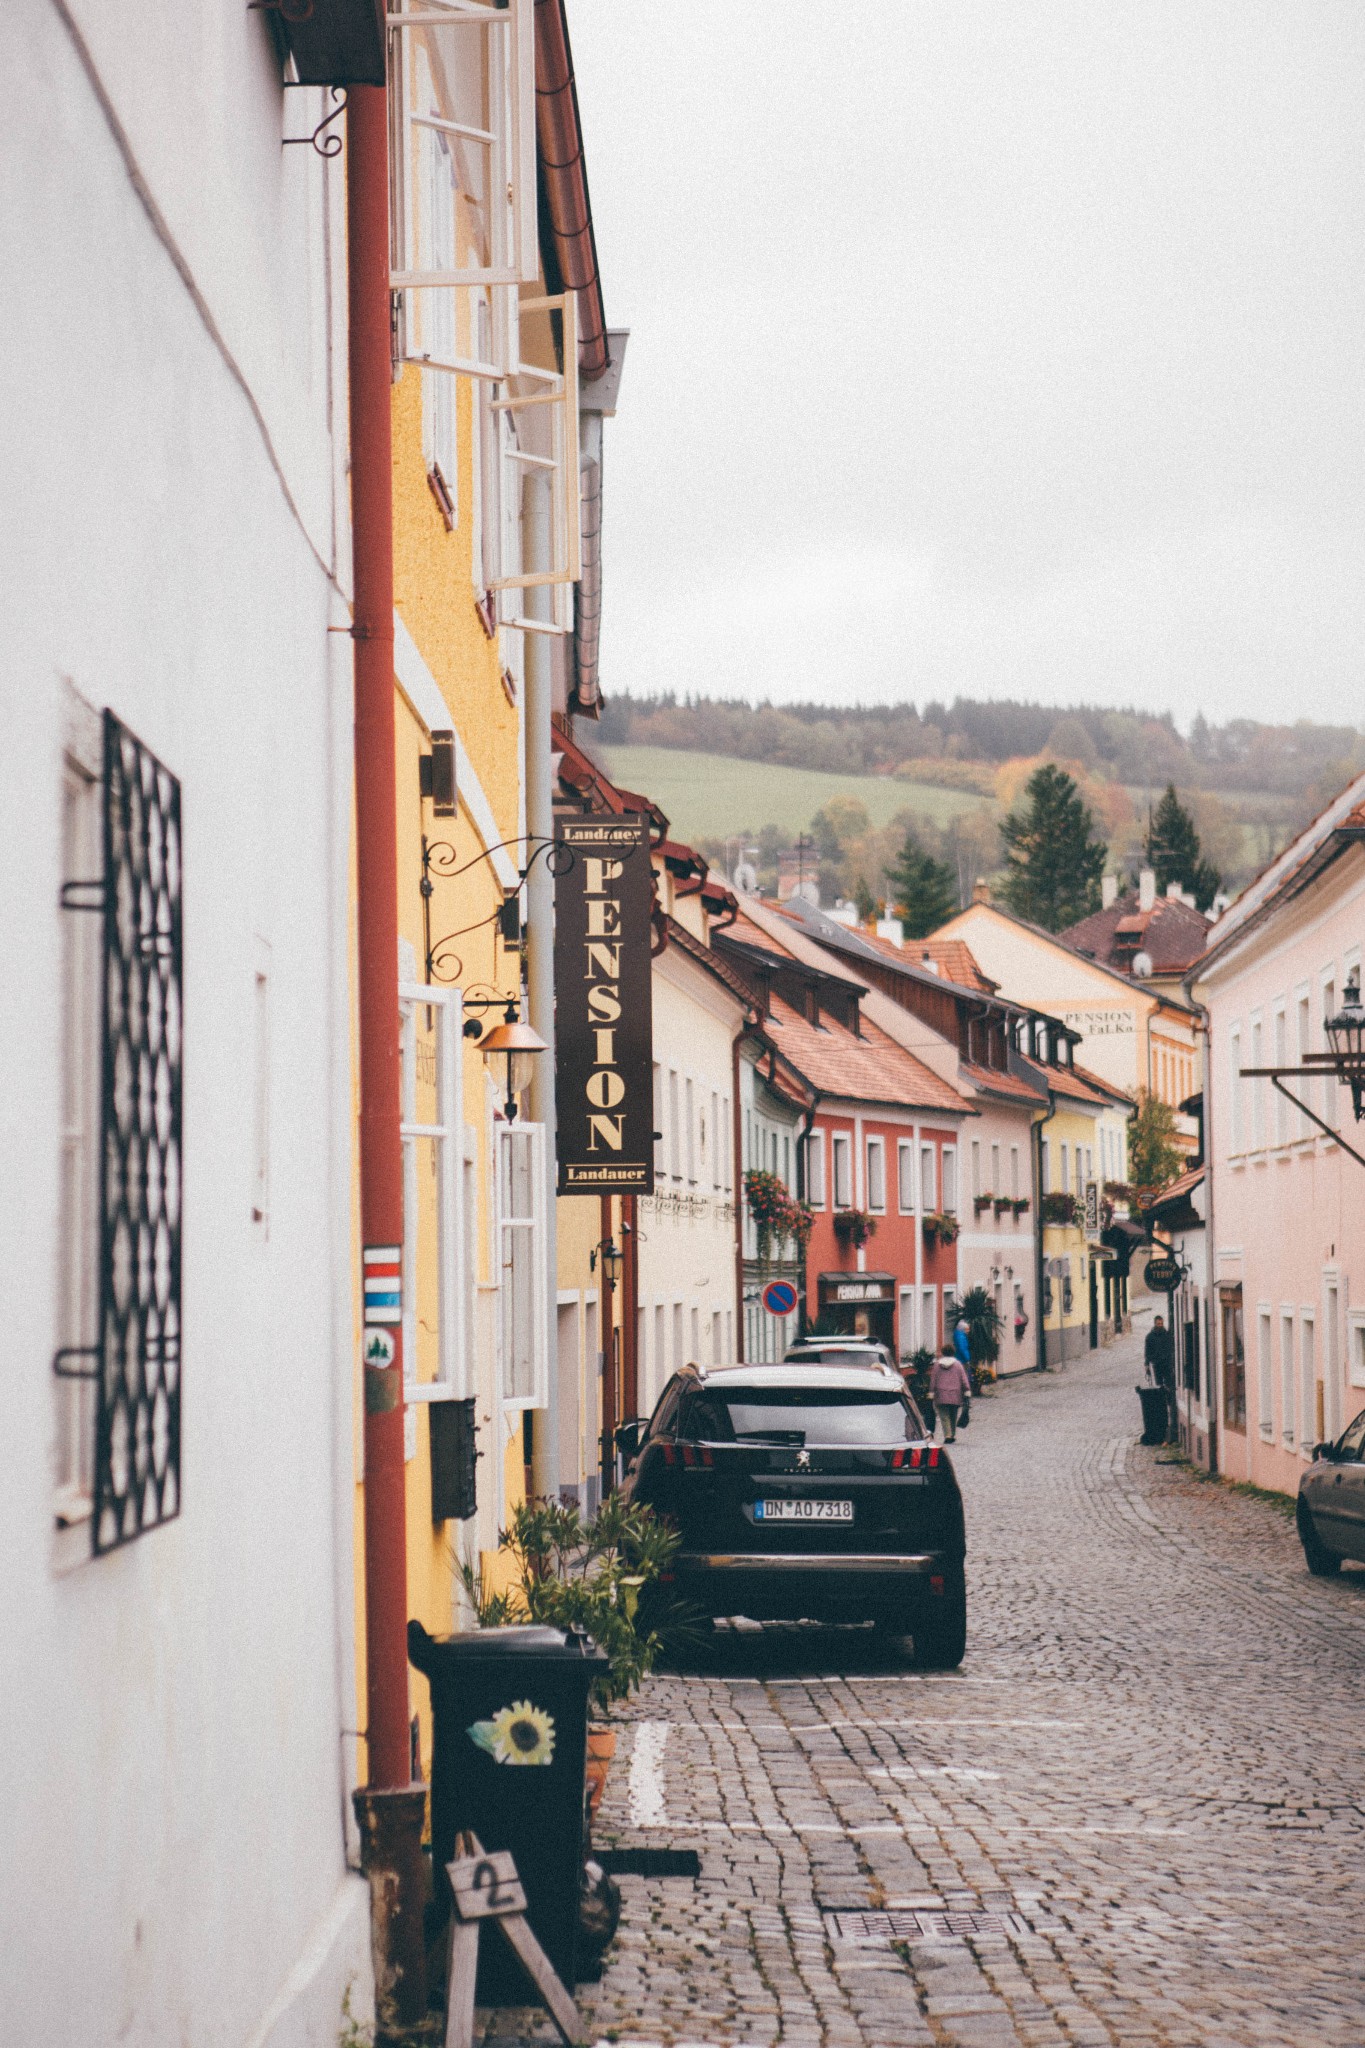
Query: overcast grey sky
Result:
<box><xmin>570</xmin><ymin>3</ymin><xmax>1365</xmax><ymax>728</ymax></box>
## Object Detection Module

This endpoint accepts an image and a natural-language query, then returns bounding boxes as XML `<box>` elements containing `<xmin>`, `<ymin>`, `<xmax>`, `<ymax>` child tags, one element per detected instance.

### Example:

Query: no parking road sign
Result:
<box><xmin>762</xmin><ymin>1279</ymin><xmax>799</xmax><ymax>1316</ymax></box>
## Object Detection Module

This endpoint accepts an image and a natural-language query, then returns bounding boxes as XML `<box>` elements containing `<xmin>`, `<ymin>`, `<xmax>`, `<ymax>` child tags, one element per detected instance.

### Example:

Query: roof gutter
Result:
<box><xmin>534</xmin><ymin>0</ymin><xmax>609</xmax><ymax>381</ymax></box>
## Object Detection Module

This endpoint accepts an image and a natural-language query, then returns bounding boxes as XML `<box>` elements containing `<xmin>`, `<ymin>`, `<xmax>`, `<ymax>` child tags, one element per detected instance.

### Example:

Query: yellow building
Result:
<box><xmin>1037</xmin><ymin>1065</ymin><xmax>1134</xmax><ymax>1365</ymax></box>
<box><xmin>351</xmin><ymin>0</ymin><xmax>612</xmax><ymax>1780</ymax></box>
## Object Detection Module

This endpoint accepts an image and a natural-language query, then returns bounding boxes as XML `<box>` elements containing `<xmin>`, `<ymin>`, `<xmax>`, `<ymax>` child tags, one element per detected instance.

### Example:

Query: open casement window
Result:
<box><xmin>55</xmin><ymin>711</ymin><xmax>183</xmax><ymax>1556</ymax></box>
<box><xmin>389</xmin><ymin>0</ymin><xmax>536</xmax><ymax>381</ymax></box>
<box><xmin>488</xmin><ymin>293</ymin><xmax>582</xmax><ymax>633</ymax></box>
<box><xmin>399</xmin><ymin>981</ymin><xmax>467</xmax><ymax>1403</ymax></box>
<box><xmin>496</xmin><ymin>1119</ymin><xmax>547</xmax><ymax>1409</ymax></box>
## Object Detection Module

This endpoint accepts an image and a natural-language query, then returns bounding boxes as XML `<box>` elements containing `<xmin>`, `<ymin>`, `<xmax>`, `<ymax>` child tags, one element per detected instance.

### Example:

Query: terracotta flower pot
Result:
<box><xmin>585</xmin><ymin>1725</ymin><xmax>617</xmax><ymax>1817</ymax></box>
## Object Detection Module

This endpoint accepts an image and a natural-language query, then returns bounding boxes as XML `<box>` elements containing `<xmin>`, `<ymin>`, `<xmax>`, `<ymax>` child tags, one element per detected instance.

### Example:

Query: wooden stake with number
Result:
<box><xmin>444</xmin><ymin>1832</ymin><xmax>583</xmax><ymax>2048</ymax></box>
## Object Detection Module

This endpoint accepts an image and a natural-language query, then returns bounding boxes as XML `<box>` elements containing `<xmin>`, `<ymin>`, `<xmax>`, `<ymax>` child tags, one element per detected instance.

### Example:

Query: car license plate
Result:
<box><xmin>754</xmin><ymin>1499</ymin><xmax>854</xmax><ymax>1522</ymax></box>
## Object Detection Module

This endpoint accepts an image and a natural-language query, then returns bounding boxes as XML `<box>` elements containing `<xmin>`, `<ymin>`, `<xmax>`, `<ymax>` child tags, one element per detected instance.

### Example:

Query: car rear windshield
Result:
<box><xmin>789</xmin><ymin>1348</ymin><xmax>884</xmax><ymax>1371</ymax></box>
<box><xmin>683</xmin><ymin>1386</ymin><xmax>917</xmax><ymax>1447</ymax></box>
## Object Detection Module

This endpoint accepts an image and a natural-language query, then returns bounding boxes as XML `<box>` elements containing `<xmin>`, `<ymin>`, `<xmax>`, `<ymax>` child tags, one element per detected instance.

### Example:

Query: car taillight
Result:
<box><xmin>895</xmin><ymin>1445</ymin><xmax>942</xmax><ymax>1471</ymax></box>
<box><xmin>659</xmin><ymin>1443</ymin><xmax>711</xmax><ymax>1468</ymax></box>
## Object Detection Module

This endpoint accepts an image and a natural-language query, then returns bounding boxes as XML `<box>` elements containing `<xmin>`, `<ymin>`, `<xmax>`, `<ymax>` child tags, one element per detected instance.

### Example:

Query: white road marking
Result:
<box><xmin>627</xmin><ymin>1719</ymin><xmax>670</xmax><ymax>1827</ymax></box>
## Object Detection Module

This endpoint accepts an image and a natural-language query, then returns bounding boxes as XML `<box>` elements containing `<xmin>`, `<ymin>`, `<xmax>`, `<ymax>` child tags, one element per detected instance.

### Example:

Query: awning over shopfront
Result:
<box><xmin>818</xmin><ymin>1272</ymin><xmax>896</xmax><ymax>1307</ymax></box>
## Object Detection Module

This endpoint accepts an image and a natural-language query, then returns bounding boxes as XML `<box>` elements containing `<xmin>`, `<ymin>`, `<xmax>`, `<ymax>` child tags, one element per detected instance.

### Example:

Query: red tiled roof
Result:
<box><xmin>855</xmin><ymin>927</ymin><xmax>997</xmax><ymax>994</ymax></box>
<box><xmin>959</xmin><ymin>1061</ymin><xmax>1049</xmax><ymax>1105</ymax></box>
<box><xmin>764</xmin><ymin>993</ymin><xmax>971</xmax><ymax>1116</ymax></box>
<box><xmin>1141</xmin><ymin>1162</ymin><xmax>1204</xmax><ymax>1211</ymax></box>
<box><xmin>1052</xmin><ymin>1062</ymin><xmax>1133</xmax><ymax>1110</ymax></box>
<box><xmin>1060</xmin><ymin>891</ymin><xmax>1211</xmax><ymax>975</ymax></box>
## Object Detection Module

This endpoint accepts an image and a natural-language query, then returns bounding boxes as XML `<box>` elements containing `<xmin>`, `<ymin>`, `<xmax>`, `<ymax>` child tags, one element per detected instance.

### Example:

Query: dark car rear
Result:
<box><xmin>621</xmin><ymin>1362</ymin><xmax>967</xmax><ymax>1666</ymax></box>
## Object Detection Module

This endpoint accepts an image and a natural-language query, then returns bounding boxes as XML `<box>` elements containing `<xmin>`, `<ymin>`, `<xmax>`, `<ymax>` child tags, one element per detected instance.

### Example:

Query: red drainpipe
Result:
<box><xmin>346</xmin><ymin>82</ymin><xmax>426</xmax><ymax>2041</ymax></box>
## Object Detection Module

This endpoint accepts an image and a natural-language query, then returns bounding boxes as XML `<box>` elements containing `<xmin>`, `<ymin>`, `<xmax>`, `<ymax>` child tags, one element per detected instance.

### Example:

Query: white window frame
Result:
<box><xmin>389</xmin><ymin>0</ymin><xmax>538</xmax><ymax>371</ymax></box>
<box><xmin>920</xmin><ymin>1142</ymin><xmax>936</xmax><ymax>1212</ymax></box>
<box><xmin>1272</xmin><ymin>1004</ymin><xmax>1288</xmax><ymax>1146</ymax></box>
<box><xmin>865</xmin><ymin>1135</ymin><xmax>886</xmax><ymax>1213</ymax></box>
<box><xmin>685</xmin><ymin>1076</ymin><xmax>697</xmax><ymax>1184</ymax></box>
<box><xmin>1348</xmin><ymin>1308</ymin><xmax>1365</xmax><ymax>1392</ymax></box>
<box><xmin>1280</xmin><ymin>1306</ymin><xmax>1295</xmax><ymax>1446</ymax></box>
<box><xmin>806</xmin><ymin>1130</ymin><xmax>826</xmax><ymax>1208</ymax></box>
<box><xmin>898</xmin><ymin>1285</ymin><xmax>914</xmax><ymax>1363</ymax></box>
<box><xmin>1320</xmin><ymin>975</ymin><xmax>1338</xmax><ymax>1130</ymax></box>
<box><xmin>400</xmin><ymin>980</ymin><xmax>468</xmax><ymax>1403</ymax></box>
<box><xmin>941</xmin><ymin>1144</ymin><xmax>958</xmax><ymax>1215</ymax></box>
<box><xmin>832</xmin><ymin>1132</ymin><xmax>853</xmax><ymax>1210</ymax></box>
<box><xmin>55</xmin><ymin>741</ymin><xmax>102</xmax><ymax>1536</ymax></box>
<box><xmin>920</xmin><ymin>1285</ymin><xmax>937</xmax><ymax>1352</ymax></box>
<box><xmin>1229</xmin><ymin>1025</ymin><xmax>1243</xmax><ymax>1154</ymax></box>
<box><xmin>1249</xmin><ymin>1013</ymin><xmax>1264</xmax><ymax>1150</ymax></box>
<box><xmin>488</xmin><ymin>292</ymin><xmax>582</xmax><ymax>633</ymax></box>
<box><xmin>1300</xmin><ymin>1309</ymin><xmax>1317</xmax><ymax>1448</ymax></box>
<box><xmin>897</xmin><ymin>1139</ymin><xmax>915</xmax><ymax>1213</ymax></box>
<box><xmin>1010</xmin><ymin>1144</ymin><xmax>1020</xmax><ymax>1201</ymax></box>
<box><xmin>668</xmin><ymin>1068</ymin><xmax>681</xmax><ymax>1183</ymax></box>
<box><xmin>496</xmin><ymin>1116</ymin><xmax>548</xmax><ymax>1410</ymax></box>
<box><xmin>1295</xmin><ymin>989</ymin><xmax>1311</xmax><ymax>1140</ymax></box>
<box><xmin>1256</xmin><ymin>1305</ymin><xmax>1273</xmax><ymax>1438</ymax></box>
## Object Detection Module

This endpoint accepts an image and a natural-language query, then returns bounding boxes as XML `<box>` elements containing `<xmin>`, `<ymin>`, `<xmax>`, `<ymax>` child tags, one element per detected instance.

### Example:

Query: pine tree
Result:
<box><xmin>998</xmin><ymin>765</ymin><xmax>1106</xmax><ymax>931</ymax></box>
<box><xmin>885</xmin><ymin>828</ymin><xmax>958</xmax><ymax>937</ymax></box>
<box><xmin>1146</xmin><ymin>785</ymin><xmax>1221</xmax><ymax>910</ymax></box>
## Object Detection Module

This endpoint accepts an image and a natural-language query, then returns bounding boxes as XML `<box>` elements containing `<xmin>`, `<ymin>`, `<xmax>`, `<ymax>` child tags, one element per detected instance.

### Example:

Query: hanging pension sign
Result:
<box><xmin>554</xmin><ymin>815</ymin><xmax>654</xmax><ymax>1194</ymax></box>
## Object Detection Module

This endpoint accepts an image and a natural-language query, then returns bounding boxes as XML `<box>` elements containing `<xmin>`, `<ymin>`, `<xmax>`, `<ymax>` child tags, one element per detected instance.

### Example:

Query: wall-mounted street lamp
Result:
<box><xmin>589</xmin><ymin>1238</ymin><xmax>622</xmax><ymax>1289</ymax></box>
<box><xmin>1325</xmin><ymin>977</ymin><xmax>1365</xmax><ymax>1120</ymax></box>
<box><xmin>463</xmin><ymin>993</ymin><xmax>546</xmax><ymax>1123</ymax></box>
<box><xmin>1242</xmin><ymin>973</ymin><xmax>1365</xmax><ymax>1169</ymax></box>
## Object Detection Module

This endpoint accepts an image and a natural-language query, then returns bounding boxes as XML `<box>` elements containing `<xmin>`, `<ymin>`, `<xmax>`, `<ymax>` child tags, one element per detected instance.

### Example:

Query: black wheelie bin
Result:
<box><xmin>408</xmin><ymin>1619</ymin><xmax>608</xmax><ymax>1995</ymax></box>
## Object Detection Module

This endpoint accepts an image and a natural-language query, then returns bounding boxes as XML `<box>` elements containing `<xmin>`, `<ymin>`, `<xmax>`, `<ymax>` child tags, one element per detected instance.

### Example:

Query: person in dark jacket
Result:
<box><xmin>1144</xmin><ymin>1315</ymin><xmax>1176</xmax><ymax>1442</ymax></box>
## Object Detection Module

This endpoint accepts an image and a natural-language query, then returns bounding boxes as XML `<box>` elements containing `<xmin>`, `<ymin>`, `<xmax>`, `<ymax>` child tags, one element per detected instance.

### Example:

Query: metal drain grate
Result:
<box><xmin>824</xmin><ymin>1908</ymin><xmax>1033</xmax><ymax>1943</ymax></box>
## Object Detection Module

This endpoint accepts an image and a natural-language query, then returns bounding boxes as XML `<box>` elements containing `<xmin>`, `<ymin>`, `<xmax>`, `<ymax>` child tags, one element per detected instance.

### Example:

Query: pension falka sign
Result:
<box><xmin>554</xmin><ymin>817</ymin><xmax>654</xmax><ymax>1195</ymax></box>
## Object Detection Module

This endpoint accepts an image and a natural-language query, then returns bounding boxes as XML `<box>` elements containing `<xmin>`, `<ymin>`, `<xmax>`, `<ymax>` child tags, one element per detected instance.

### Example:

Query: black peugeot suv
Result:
<box><xmin>619</xmin><ymin>1358</ymin><xmax>967</xmax><ymax>1667</ymax></box>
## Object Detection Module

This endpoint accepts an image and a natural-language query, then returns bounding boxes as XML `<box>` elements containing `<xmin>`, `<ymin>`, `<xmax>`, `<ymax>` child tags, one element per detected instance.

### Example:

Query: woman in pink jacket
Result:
<box><xmin>929</xmin><ymin>1349</ymin><xmax>972</xmax><ymax>1442</ymax></box>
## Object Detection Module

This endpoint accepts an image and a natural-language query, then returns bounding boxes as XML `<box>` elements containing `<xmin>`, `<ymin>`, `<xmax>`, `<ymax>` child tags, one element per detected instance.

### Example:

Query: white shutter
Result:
<box><xmin>399</xmin><ymin>981</ymin><xmax>467</xmax><ymax>1402</ymax></box>
<box><xmin>497</xmin><ymin>1119</ymin><xmax>547</xmax><ymax>1409</ymax></box>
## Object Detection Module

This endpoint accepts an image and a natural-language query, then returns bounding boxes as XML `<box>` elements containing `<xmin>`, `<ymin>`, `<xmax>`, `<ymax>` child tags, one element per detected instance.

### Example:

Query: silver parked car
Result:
<box><xmin>1296</xmin><ymin>1405</ymin><xmax>1365</xmax><ymax>1575</ymax></box>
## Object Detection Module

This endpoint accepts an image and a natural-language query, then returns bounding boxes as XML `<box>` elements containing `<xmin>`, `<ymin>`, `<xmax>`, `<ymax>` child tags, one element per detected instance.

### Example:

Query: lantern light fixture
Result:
<box><xmin>1325</xmin><ymin>975</ymin><xmax>1365</xmax><ymax>1121</ymax></box>
<box><xmin>465</xmin><ymin>994</ymin><xmax>546</xmax><ymax>1122</ymax></box>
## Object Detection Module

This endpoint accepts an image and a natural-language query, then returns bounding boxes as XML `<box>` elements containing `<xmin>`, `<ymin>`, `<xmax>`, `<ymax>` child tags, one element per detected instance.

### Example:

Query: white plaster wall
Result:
<box><xmin>0</xmin><ymin>5</ymin><xmax>367</xmax><ymax>2042</ymax></box>
<box><xmin>639</xmin><ymin>950</ymin><xmax>744</xmax><ymax>1405</ymax></box>
<box><xmin>1198</xmin><ymin>847</ymin><xmax>1365</xmax><ymax>1489</ymax></box>
<box><xmin>957</xmin><ymin>1099</ymin><xmax>1038</xmax><ymax>1376</ymax></box>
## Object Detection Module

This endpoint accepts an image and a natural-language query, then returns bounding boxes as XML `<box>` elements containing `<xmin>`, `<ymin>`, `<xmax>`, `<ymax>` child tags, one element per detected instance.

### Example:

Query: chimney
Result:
<box><xmin>1165</xmin><ymin>881</ymin><xmax>1183</xmax><ymax>903</ymax></box>
<box><xmin>876</xmin><ymin>916</ymin><xmax>904</xmax><ymax>946</ymax></box>
<box><xmin>1138</xmin><ymin>867</ymin><xmax>1156</xmax><ymax>914</ymax></box>
<box><xmin>1101</xmin><ymin>874</ymin><xmax>1118</xmax><ymax>910</ymax></box>
<box><xmin>972</xmin><ymin>879</ymin><xmax>991</xmax><ymax>906</ymax></box>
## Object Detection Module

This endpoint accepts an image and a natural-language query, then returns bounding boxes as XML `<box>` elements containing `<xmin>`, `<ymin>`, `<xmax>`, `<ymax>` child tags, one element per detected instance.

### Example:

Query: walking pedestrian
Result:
<box><xmin>1144</xmin><ymin>1313</ymin><xmax>1177</xmax><ymax>1443</ymax></box>
<box><xmin>929</xmin><ymin>1346</ymin><xmax>972</xmax><ymax>1443</ymax></box>
<box><xmin>953</xmin><ymin>1317</ymin><xmax>972</xmax><ymax>1370</ymax></box>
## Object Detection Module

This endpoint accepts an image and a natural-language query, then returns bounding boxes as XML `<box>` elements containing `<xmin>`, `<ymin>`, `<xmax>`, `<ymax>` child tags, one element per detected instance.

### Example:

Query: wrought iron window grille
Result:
<box><xmin>56</xmin><ymin>711</ymin><xmax>183</xmax><ymax>1554</ymax></box>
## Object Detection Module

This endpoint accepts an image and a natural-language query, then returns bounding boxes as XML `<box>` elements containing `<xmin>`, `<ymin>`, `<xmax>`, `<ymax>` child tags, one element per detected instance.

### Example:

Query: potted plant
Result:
<box><xmin>973</xmin><ymin>1192</ymin><xmax>994</xmax><ymax>1216</ymax></box>
<box><xmin>1011</xmin><ymin>1196</ymin><xmax>1030</xmax><ymax>1216</ymax></box>
<box><xmin>833</xmin><ymin>1207</ymin><xmax>876</xmax><ymax>1248</ymax></box>
<box><xmin>992</xmin><ymin>1195</ymin><xmax>1012</xmax><ymax>1217</ymax></box>
<box><xmin>743</xmin><ymin>1168</ymin><xmax>813</xmax><ymax>1263</ymax></box>
<box><xmin>1041</xmin><ymin>1191</ymin><xmax>1082</xmax><ymax>1227</ymax></box>
<box><xmin>955</xmin><ymin>1283</ymin><xmax>1003</xmax><ymax>1381</ymax></box>
<box><xmin>458</xmin><ymin>1494</ymin><xmax>679</xmax><ymax>1815</ymax></box>
<box><xmin>922</xmin><ymin>1209</ymin><xmax>959</xmax><ymax>1247</ymax></box>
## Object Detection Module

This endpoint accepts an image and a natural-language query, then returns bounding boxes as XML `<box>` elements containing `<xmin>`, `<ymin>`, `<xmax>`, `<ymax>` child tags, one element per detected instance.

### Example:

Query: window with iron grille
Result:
<box><xmin>56</xmin><ymin>710</ymin><xmax>183</xmax><ymax>1555</ymax></box>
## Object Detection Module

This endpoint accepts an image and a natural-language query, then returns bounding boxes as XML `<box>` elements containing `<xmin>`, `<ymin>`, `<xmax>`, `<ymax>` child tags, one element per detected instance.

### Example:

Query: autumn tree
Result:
<box><xmin>1128</xmin><ymin>1089</ymin><xmax>1183</xmax><ymax>1195</ymax></box>
<box><xmin>885</xmin><ymin>826</ymin><xmax>958</xmax><ymax>936</ymax></box>
<box><xmin>1146</xmin><ymin>784</ymin><xmax>1221</xmax><ymax>910</ymax></box>
<box><xmin>998</xmin><ymin>765</ymin><xmax>1106</xmax><ymax>930</ymax></box>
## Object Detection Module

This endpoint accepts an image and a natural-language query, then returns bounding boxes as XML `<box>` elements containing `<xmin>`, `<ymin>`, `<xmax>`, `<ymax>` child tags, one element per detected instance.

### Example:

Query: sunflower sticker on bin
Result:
<box><xmin>467</xmin><ymin>1699</ymin><xmax>556</xmax><ymax>1767</ymax></box>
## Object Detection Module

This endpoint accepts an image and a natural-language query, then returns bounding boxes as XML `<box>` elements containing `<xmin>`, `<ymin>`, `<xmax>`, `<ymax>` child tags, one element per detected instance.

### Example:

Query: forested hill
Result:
<box><xmin>593</xmin><ymin>693</ymin><xmax>1364</xmax><ymax>805</ymax></box>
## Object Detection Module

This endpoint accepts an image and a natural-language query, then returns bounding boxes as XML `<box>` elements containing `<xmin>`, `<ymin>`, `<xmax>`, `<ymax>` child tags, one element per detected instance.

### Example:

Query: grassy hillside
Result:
<box><xmin>597</xmin><ymin>745</ymin><xmax>986</xmax><ymax>843</ymax></box>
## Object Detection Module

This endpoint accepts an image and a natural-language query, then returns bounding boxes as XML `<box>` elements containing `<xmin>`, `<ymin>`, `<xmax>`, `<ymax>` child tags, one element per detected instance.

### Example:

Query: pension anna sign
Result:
<box><xmin>554</xmin><ymin>816</ymin><xmax>654</xmax><ymax>1195</ymax></box>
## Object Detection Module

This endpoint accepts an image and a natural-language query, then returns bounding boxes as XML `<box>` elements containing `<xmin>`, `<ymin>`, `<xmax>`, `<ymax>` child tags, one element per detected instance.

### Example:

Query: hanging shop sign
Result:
<box><xmin>1143</xmin><ymin>1254</ymin><xmax>1182</xmax><ymax>1292</ymax></box>
<box><xmin>554</xmin><ymin>816</ymin><xmax>654</xmax><ymax>1194</ymax></box>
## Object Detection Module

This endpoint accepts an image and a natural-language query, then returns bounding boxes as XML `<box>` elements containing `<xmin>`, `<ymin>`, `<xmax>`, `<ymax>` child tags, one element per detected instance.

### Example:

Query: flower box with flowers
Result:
<box><xmin>973</xmin><ymin>1193</ymin><xmax>994</xmax><ymax>1216</ymax></box>
<box><xmin>743</xmin><ymin>1168</ymin><xmax>814</xmax><ymax>1263</ymax></box>
<box><xmin>1041</xmin><ymin>1191</ymin><xmax>1083</xmax><ymax>1227</ymax></box>
<box><xmin>832</xmin><ymin>1208</ymin><xmax>877</xmax><ymax>1248</ymax></box>
<box><xmin>922</xmin><ymin>1209</ymin><xmax>960</xmax><ymax>1247</ymax></box>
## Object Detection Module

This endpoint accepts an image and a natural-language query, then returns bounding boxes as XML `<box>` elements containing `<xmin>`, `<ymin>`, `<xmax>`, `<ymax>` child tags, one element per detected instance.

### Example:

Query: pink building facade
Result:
<box><xmin>1194</xmin><ymin>782</ymin><xmax>1365</xmax><ymax>1489</ymax></box>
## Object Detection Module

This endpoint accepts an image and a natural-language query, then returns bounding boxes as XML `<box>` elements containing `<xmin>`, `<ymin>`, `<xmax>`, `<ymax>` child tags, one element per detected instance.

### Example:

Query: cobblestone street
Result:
<box><xmin>492</xmin><ymin>1325</ymin><xmax>1365</xmax><ymax>2047</ymax></box>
